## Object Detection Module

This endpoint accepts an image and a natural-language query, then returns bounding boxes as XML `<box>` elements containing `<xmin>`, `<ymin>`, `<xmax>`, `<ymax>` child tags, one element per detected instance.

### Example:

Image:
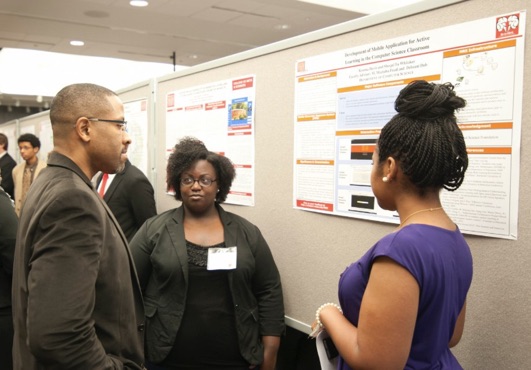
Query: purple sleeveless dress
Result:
<box><xmin>338</xmin><ymin>224</ymin><xmax>473</xmax><ymax>369</ymax></box>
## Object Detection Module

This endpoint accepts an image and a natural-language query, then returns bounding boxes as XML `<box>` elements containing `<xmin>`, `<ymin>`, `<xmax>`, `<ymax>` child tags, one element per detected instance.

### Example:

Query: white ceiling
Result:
<box><xmin>0</xmin><ymin>0</ymin><xmax>363</xmax><ymax>67</ymax></box>
<box><xmin>0</xmin><ymin>0</ymin><xmax>429</xmax><ymax>109</ymax></box>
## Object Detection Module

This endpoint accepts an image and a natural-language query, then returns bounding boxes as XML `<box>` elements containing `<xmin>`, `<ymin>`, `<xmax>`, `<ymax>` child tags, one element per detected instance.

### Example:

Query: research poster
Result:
<box><xmin>165</xmin><ymin>75</ymin><xmax>256</xmax><ymax>206</ymax></box>
<box><xmin>294</xmin><ymin>11</ymin><xmax>526</xmax><ymax>239</ymax></box>
<box><xmin>124</xmin><ymin>98</ymin><xmax>149</xmax><ymax>177</ymax></box>
<box><xmin>38</xmin><ymin>120</ymin><xmax>53</xmax><ymax>160</ymax></box>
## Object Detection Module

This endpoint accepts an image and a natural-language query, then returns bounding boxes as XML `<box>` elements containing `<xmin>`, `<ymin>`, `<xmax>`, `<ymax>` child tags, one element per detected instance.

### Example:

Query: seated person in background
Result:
<box><xmin>12</xmin><ymin>133</ymin><xmax>46</xmax><ymax>216</ymax></box>
<box><xmin>312</xmin><ymin>80</ymin><xmax>473</xmax><ymax>369</ymax></box>
<box><xmin>130</xmin><ymin>136</ymin><xmax>285</xmax><ymax>370</ymax></box>
<box><xmin>96</xmin><ymin>159</ymin><xmax>157</xmax><ymax>242</ymax></box>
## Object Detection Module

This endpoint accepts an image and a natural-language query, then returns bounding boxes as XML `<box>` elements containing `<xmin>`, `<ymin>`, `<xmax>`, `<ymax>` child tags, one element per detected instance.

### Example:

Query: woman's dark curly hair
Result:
<box><xmin>377</xmin><ymin>80</ymin><xmax>468</xmax><ymax>193</ymax></box>
<box><xmin>166</xmin><ymin>136</ymin><xmax>236</xmax><ymax>203</ymax></box>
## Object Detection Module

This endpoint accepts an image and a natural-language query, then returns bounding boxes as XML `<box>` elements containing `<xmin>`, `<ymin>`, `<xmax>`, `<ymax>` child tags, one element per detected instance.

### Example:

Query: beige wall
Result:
<box><xmin>153</xmin><ymin>1</ymin><xmax>531</xmax><ymax>368</ymax></box>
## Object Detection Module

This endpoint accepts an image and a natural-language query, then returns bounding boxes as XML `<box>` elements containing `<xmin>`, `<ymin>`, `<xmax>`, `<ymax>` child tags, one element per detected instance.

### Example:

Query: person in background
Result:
<box><xmin>312</xmin><ymin>80</ymin><xmax>473</xmax><ymax>369</ymax></box>
<box><xmin>130</xmin><ymin>136</ymin><xmax>285</xmax><ymax>370</ymax></box>
<box><xmin>0</xmin><ymin>172</ymin><xmax>17</xmax><ymax>370</ymax></box>
<box><xmin>12</xmin><ymin>133</ymin><xmax>46</xmax><ymax>216</ymax></box>
<box><xmin>12</xmin><ymin>83</ymin><xmax>146</xmax><ymax>369</ymax></box>
<box><xmin>0</xmin><ymin>133</ymin><xmax>17</xmax><ymax>199</ymax></box>
<box><xmin>96</xmin><ymin>159</ymin><xmax>157</xmax><ymax>242</ymax></box>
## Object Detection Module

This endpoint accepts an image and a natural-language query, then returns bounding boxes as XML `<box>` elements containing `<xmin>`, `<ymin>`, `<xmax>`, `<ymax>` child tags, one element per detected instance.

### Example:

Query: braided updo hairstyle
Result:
<box><xmin>166</xmin><ymin>136</ymin><xmax>236</xmax><ymax>203</ymax></box>
<box><xmin>377</xmin><ymin>80</ymin><xmax>468</xmax><ymax>192</ymax></box>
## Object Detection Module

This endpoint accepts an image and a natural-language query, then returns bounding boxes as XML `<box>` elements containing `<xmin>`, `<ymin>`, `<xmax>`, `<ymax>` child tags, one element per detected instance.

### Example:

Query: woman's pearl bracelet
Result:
<box><xmin>315</xmin><ymin>302</ymin><xmax>342</xmax><ymax>329</ymax></box>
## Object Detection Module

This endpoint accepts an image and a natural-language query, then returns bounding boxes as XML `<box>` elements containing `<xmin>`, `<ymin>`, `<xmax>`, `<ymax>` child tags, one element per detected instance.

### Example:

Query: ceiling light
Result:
<box><xmin>274</xmin><ymin>24</ymin><xmax>291</xmax><ymax>30</ymax></box>
<box><xmin>70</xmin><ymin>40</ymin><xmax>85</xmax><ymax>46</ymax></box>
<box><xmin>130</xmin><ymin>0</ymin><xmax>149</xmax><ymax>7</ymax></box>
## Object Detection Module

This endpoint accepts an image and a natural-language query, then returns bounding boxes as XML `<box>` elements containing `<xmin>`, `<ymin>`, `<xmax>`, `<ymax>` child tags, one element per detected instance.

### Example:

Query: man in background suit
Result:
<box><xmin>0</xmin><ymin>133</ymin><xmax>17</xmax><ymax>199</ymax></box>
<box><xmin>0</xmin><ymin>171</ymin><xmax>17</xmax><ymax>369</ymax></box>
<box><xmin>12</xmin><ymin>83</ymin><xmax>146</xmax><ymax>369</ymax></box>
<box><xmin>12</xmin><ymin>133</ymin><xmax>47</xmax><ymax>216</ymax></box>
<box><xmin>97</xmin><ymin>159</ymin><xmax>157</xmax><ymax>242</ymax></box>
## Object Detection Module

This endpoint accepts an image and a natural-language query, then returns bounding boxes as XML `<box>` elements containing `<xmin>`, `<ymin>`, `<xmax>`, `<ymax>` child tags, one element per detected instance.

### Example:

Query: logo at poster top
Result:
<box><xmin>167</xmin><ymin>93</ymin><xmax>175</xmax><ymax>108</ymax></box>
<box><xmin>495</xmin><ymin>14</ymin><xmax>520</xmax><ymax>38</ymax></box>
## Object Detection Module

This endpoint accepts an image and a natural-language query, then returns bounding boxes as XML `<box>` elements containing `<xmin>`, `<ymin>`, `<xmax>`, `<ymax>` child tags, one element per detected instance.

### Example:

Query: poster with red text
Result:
<box><xmin>166</xmin><ymin>75</ymin><xmax>256</xmax><ymax>206</ymax></box>
<box><xmin>294</xmin><ymin>12</ymin><xmax>526</xmax><ymax>239</ymax></box>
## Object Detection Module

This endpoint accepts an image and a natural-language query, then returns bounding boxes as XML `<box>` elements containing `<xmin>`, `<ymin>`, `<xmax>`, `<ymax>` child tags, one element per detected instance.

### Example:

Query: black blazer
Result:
<box><xmin>0</xmin><ymin>152</ymin><xmax>16</xmax><ymax>199</ymax></box>
<box><xmin>98</xmin><ymin>160</ymin><xmax>157</xmax><ymax>242</ymax></box>
<box><xmin>12</xmin><ymin>152</ymin><xmax>145</xmax><ymax>369</ymax></box>
<box><xmin>0</xmin><ymin>187</ymin><xmax>17</xmax><ymax>309</ymax></box>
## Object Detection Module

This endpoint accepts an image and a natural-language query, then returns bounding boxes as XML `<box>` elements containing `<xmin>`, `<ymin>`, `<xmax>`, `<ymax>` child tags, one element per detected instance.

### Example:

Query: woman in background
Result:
<box><xmin>312</xmin><ymin>80</ymin><xmax>473</xmax><ymax>369</ymax></box>
<box><xmin>130</xmin><ymin>137</ymin><xmax>285</xmax><ymax>370</ymax></box>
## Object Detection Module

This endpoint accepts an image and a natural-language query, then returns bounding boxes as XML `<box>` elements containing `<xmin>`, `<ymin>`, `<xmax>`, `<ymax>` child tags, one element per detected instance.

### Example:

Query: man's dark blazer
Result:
<box><xmin>12</xmin><ymin>152</ymin><xmax>145</xmax><ymax>369</ymax></box>
<box><xmin>0</xmin><ymin>186</ymin><xmax>17</xmax><ymax>369</ymax></box>
<box><xmin>0</xmin><ymin>152</ymin><xmax>16</xmax><ymax>199</ymax></box>
<box><xmin>98</xmin><ymin>159</ymin><xmax>157</xmax><ymax>242</ymax></box>
<box><xmin>0</xmin><ymin>187</ymin><xmax>16</xmax><ymax>309</ymax></box>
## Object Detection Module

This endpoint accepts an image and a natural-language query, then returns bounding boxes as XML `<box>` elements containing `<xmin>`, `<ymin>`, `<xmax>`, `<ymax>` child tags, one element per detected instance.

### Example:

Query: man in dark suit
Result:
<box><xmin>97</xmin><ymin>159</ymin><xmax>157</xmax><ymax>242</ymax></box>
<box><xmin>0</xmin><ymin>173</ymin><xmax>17</xmax><ymax>369</ymax></box>
<box><xmin>12</xmin><ymin>83</ymin><xmax>146</xmax><ymax>370</ymax></box>
<box><xmin>0</xmin><ymin>133</ymin><xmax>17</xmax><ymax>199</ymax></box>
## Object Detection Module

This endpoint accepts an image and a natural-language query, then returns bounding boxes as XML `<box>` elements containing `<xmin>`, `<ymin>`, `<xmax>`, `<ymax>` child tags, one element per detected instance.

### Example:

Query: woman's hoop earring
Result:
<box><xmin>382</xmin><ymin>176</ymin><xmax>389</xmax><ymax>183</ymax></box>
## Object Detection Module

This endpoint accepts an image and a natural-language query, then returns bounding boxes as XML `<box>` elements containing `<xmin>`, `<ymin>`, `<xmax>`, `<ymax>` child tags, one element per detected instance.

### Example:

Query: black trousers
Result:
<box><xmin>0</xmin><ymin>306</ymin><xmax>13</xmax><ymax>370</ymax></box>
<box><xmin>146</xmin><ymin>361</ymin><xmax>255</xmax><ymax>370</ymax></box>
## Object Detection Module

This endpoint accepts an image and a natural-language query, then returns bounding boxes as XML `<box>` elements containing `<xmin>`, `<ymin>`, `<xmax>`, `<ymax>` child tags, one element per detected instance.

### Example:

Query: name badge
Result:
<box><xmin>207</xmin><ymin>246</ymin><xmax>237</xmax><ymax>270</ymax></box>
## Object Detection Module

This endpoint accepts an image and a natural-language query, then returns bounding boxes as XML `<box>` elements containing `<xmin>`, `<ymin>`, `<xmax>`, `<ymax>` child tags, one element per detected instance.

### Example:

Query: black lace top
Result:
<box><xmin>185</xmin><ymin>240</ymin><xmax>225</xmax><ymax>267</ymax></box>
<box><xmin>160</xmin><ymin>240</ymin><xmax>248</xmax><ymax>369</ymax></box>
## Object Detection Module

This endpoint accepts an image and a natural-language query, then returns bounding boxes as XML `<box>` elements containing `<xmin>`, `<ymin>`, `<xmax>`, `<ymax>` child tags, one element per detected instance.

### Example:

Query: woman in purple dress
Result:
<box><xmin>313</xmin><ymin>80</ymin><xmax>473</xmax><ymax>369</ymax></box>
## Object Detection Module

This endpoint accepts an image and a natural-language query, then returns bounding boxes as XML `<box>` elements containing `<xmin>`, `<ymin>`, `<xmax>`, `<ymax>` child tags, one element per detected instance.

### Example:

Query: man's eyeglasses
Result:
<box><xmin>88</xmin><ymin>118</ymin><xmax>128</xmax><ymax>131</ymax></box>
<box><xmin>180</xmin><ymin>177</ymin><xmax>217</xmax><ymax>187</ymax></box>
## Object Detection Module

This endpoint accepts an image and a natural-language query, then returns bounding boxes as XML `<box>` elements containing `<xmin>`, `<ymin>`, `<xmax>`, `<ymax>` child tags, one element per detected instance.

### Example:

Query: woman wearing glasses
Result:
<box><xmin>130</xmin><ymin>137</ymin><xmax>285</xmax><ymax>370</ymax></box>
